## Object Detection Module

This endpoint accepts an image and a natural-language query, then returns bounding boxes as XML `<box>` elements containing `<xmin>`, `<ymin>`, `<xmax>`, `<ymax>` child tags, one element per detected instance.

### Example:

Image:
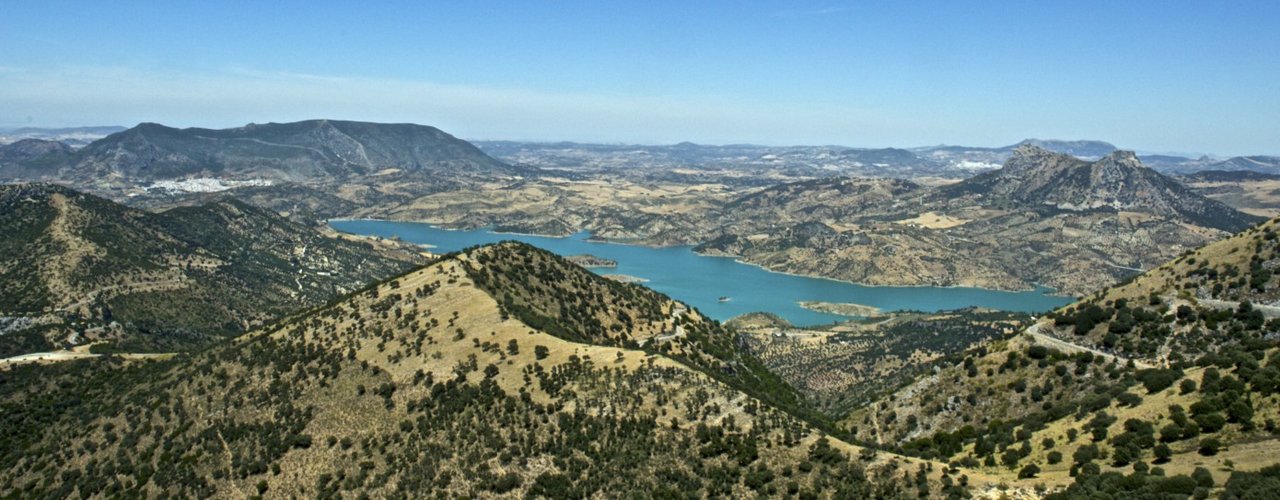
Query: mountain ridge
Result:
<box><xmin>0</xmin><ymin>120</ymin><xmax>523</xmax><ymax>184</ymax></box>
<box><xmin>0</xmin><ymin>183</ymin><xmax>425</xmax><ymax>355</ymax></box>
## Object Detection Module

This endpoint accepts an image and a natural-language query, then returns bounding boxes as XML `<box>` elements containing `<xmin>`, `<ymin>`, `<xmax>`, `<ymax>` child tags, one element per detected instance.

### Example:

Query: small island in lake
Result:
<box><xmin>565</xmin><ymin>254</ymin><xmax>618</xmax><ymax>268</ymax></box>
<box><xmin>601</xmin><ymin>274</ymin><xmax>649</xmax><ymax>283</ymax></box>
<box><xmin>798</xmin><ymin>301</ymin><xmax>883</xmax><ymax>317</ymax></box>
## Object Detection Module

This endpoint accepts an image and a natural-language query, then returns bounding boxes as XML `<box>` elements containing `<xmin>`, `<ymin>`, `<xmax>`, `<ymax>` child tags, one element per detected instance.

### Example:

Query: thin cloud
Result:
<box><xmin>0</xmin><ymin>65</ymin><xmax>913</xmax><ymax>146</ymax></box>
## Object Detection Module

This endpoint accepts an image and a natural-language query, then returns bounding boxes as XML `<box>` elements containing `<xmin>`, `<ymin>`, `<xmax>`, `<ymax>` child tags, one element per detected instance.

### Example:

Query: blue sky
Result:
<box><xmin>1</xmin><ymin>1</ymin><xmax>1277</xmax><ymax>155</ymax></box>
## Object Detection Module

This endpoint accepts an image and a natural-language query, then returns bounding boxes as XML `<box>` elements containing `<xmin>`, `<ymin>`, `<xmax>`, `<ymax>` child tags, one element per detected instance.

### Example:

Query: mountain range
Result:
<box><xmin>939</xmin><ymin>145</ymin><xmax>1258</xmax><ymax>232</ymax></box>
<box><xmin>0</xmin><ymin>120</ymin><xmax>520</xmax><ymax>185</ymax></box>
<box><xmin>695</xmin><ymin>145</ymin><xmax>1263</xmax><ymax>295</ymax></box>
<box><xmin>1</xmin><ymin>120</ymin><xmax>1273</xmax><ymax>309</ymax></box>
<box><xmin>0</xmin><ymin>126</ymin><xmax>127</xmax><ymax>147</ymax></box>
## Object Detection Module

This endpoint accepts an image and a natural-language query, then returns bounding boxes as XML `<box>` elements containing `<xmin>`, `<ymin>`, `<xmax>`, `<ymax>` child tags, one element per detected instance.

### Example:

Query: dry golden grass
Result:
<box><xmin>894</xmin><ymin>211</ymin><xmax>971</xmax><ymax>229</ymax></box>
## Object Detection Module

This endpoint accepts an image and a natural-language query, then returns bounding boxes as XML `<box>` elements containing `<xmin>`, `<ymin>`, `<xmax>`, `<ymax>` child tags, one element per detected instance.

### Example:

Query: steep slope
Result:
<box><xmin>2</xmin><ymin>120</ymin><xmax>520</xmax><ymax>183</ymax></box>
<box><xmin>842</xmin><ymin>215</ymin><xmax>1280</xmax><ymax>495</ymax></box>
<box><xmin>0</xmin><ymin>243</ymin><xmax>961</xmax><ymax>498</ymax></box>
<box><xmin>0</xmin><ymin>183</ymin><xmax>424</xmax><ymax>354</ymax></box>
<box><xmin>1049</xmin><ymin>217</ymin><xmax>1280</xmax><ymax>363</ymax></box>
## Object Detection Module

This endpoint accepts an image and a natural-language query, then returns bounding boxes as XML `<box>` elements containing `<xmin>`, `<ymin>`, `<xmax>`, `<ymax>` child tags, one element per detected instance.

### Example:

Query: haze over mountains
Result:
<box><xmin>5</xmin><ymin>121</ymin><xmax>1275</xmax><ymax>188</ymax></box>
<box><xmin>2</xmin><ymin>119</ymin><xmax>1273</xmax><ymax>296</ymax></box>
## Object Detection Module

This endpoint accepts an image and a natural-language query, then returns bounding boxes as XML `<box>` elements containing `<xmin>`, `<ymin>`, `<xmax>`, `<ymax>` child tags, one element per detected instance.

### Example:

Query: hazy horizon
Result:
<box><xmin>3</xmin><ymin>1</ymin><xmax>1278</xmax><ymax>156</ymax></box>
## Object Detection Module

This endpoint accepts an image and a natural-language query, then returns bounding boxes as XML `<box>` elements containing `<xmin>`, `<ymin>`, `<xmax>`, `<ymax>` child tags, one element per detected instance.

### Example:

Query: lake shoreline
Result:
<box><xmin>329</xmin><ymin>218</ymin><xmax>1066</xmax><ymax>297</ymax></box>
<box><xmin>328</xmin><ymin>219</ymin><xmax>1072</xmax><ymax>326</ymax></box>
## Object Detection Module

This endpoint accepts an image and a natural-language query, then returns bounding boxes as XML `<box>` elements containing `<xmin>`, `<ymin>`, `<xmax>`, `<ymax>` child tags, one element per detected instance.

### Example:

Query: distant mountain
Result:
<box><xmin>0</xmin><ymin>126</ymin><xmax>125</xmax><ymax>147</ymax></box>
<box><xmin>1180</xmin><ymin>169</ymin><xmax>1280</xmax><ymax>183</ymax></box>
<box><xmin>1141</xmin><ymin>155</ymin><xmax>1280</xmax><ymax>175</ymax></box>
<box><xmin>475</xmin><ymin>140</ymin><xmax>962</xmax><ymax>180</ymax></box>
<box><xmin>0</xmin><ymin>183</ymin><xmax>424</xmax><ymax>354</ymax></box>
<box><xmin>696</xmin><ymin>146</ymin><xmax>1262</xmax><ymax>295</ymax></box>
<box><xmin>941</xmin><ymin>144</ymin><xmax>1260</xmax><ymax>232</ymax></box>
<box><xmin>3</xmin><ymin>126</ymin><xmax>126</xmax><ymax>136</ymax></box>
<box><xmin>836</xmin><ymin>147</ymin><xmax>941</xmax><ymax>169</ymax></box>
<box><xmin>1008</xmin><ymin>139</ymin><xmax>1117</xmax><ymax>158</ymax></box>
<box><xmin>1136</xmin><ymin>154</ymin><xmax>1201</xmax><ymax>171</ymax></box>
<box><xmin>0</xmin><ymin>120</ymin><xmax>521</xmax><ymax>183</ymax></box>
<box><xmin>80</xmin><ymin>120</ymin><xmax>518</xmax><ymax>181</ymax></box>
<box><xmin>0</xmin><ymin>139</ymin><xmax>75</xmax><ymax>178</ymax></box>
<box><xmin>914</xmin><ymin>138</ymin><xmax>1119</xmax><ymax>171</ymax></box>
<box><xmin>1208</xmin><ymin>155</ymin><xmax>1280</xmax><ymax>174</ymax></box>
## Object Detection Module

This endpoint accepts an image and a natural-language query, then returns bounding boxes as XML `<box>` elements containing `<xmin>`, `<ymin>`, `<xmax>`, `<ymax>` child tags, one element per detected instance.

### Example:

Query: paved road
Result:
<box><xmin>1025</xmin><ymin>322</ymin><xmax>1153</xmax><ymax>368</ymax></box>
<box><xmin>1195</xmin><ymin>298</ymin><xmax>1280</xmax><ymax>318</ymax></box>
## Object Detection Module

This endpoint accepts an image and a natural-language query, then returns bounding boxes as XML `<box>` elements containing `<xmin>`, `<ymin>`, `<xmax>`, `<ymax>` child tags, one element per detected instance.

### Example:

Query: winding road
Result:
<box><xmin>1024</xmin><ymin>321</ymin><xmax>1153</xmax><ymax>368</ymax></box>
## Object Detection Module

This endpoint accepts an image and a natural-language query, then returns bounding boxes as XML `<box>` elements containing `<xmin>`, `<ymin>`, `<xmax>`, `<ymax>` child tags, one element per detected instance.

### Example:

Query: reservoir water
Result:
<box><xmin>330</xmin><ymin>220</ymin><xmax>1072</xmax><ymax>326</ymax></box>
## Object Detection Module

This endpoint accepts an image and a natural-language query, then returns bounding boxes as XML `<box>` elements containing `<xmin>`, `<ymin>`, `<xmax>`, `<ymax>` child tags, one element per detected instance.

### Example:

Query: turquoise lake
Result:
<box><xmin>330</xmin><ymin>219</ymin><xmax>1072</xmax><ymax>326</ymax></box>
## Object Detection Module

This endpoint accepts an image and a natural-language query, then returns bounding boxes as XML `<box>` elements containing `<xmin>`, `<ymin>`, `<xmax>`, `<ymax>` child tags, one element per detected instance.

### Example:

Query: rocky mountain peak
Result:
<box><xmin>1097</xmin><ymin>148</ymin><xmax>1142</xmax><ymax>166</ymax></box>
<box><xmin>942</xmin><ymin>142</ymin><xmax>1262</xmax><ymax>233</ymax></box>
<box><xmin>1000</xmin><ymin>143</ymin><xmax>1081</xmax><ymax>176</ymax></box>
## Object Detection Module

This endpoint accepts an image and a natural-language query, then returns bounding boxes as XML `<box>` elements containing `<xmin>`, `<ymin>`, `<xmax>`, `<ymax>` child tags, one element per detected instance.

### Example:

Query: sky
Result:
<box><xmin>1</xmin><ymin>1</ymin><xmax>1278</xmax><ymax>155</ymax></box>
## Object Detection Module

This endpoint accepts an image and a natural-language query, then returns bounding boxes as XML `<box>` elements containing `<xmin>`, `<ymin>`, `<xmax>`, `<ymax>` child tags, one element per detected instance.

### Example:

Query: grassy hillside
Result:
<box><xmin>841</xmin><ymin>217</ymin><xmax>1280</xmax><ymax>497</ymax></box>
<box><xmin>0</xmin><ymin>244</ymin><xmax>960</xmax><ymax>498</ymax></box>
<box><xmin>0</xmin><ymin>183</ymin><xmax>424</xmax><ymax>355</ymax></box>
<box><xmin>462</xmin><ymin>243</ymin><xmax>811</xmax><ymax>418</ymax></box>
